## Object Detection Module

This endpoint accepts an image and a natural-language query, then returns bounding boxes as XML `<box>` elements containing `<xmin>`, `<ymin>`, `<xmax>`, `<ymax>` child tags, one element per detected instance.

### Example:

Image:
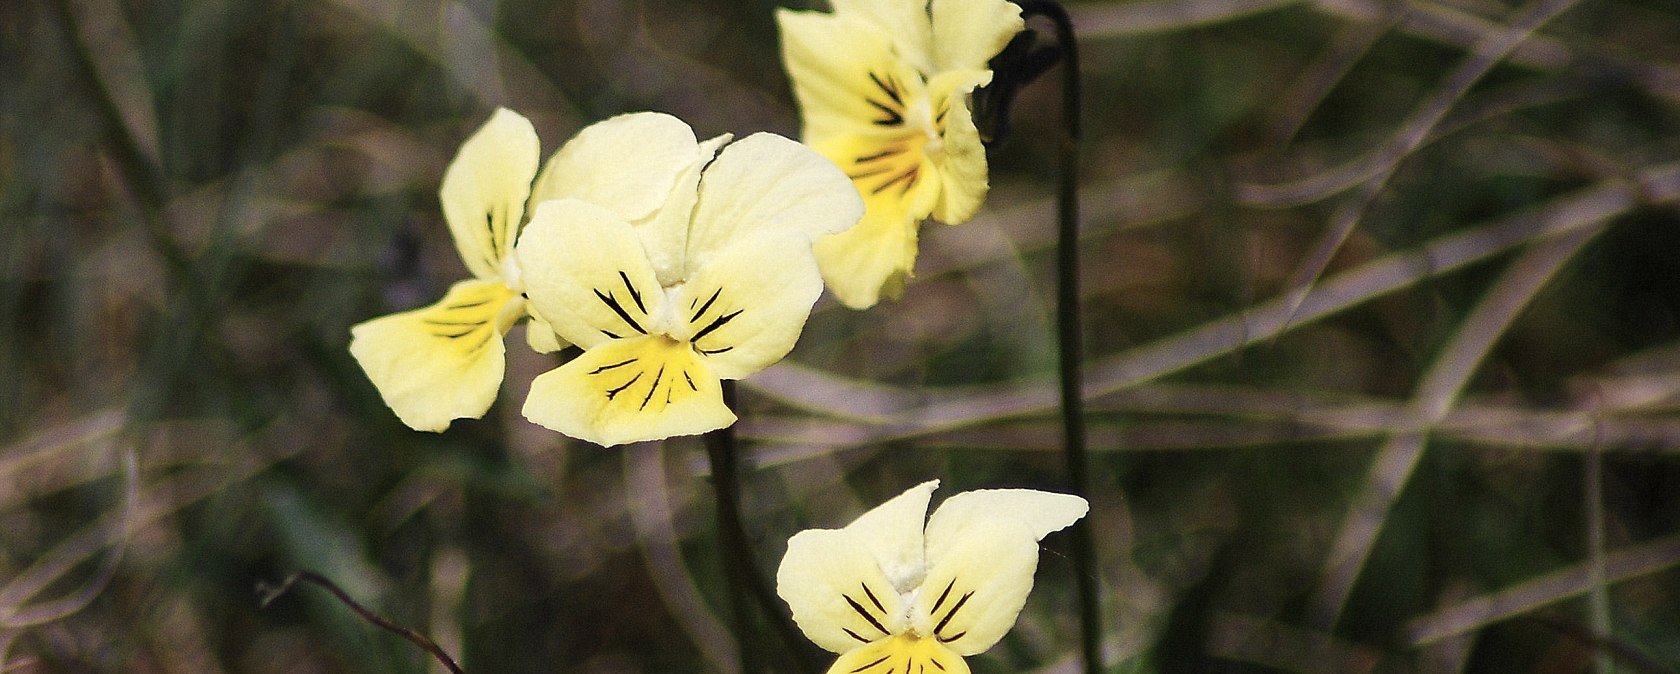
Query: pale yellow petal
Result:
<box><xmin>531</xmin><ymin>112</ymin><xmax>699</xmax><ymax>224</ymax></box>
<box><xmin>822</xmin><ymin>634</ymin><xmax>971</xmax><ymax>674</ymax></box>
<box><xmin>523</xmin><ymin>302</ymin><xmax>567</xmax><ymax>354</ymax></box>
<box><xmin>830</xmin><ymin>0</ymin><xmax>934</xmax><ymax>74</ymax></box>
<box><xmin>777</xmin><ymin>10</ymin><xmax>929</xmax><ymax>141</ymax></box>
<box><xmin>842</xmin><ymin>480</ymin><xmax>937</xmax><ymax>594</ymax></box>
<box><xmin>521</xmin><ymin>335</ymin><xmax>732</xmax><ymax>447</ymax></box>
<box><xmin>349</xmin><ymin>279</ymin><xmax>518</xmax><ymax>432</ymax></box>
<box><xmin>641</xmin><ymin>133</ymin><xmax>730</xmax><ymax>288</ymax></box>
<box><xmin>686</xmin><ymin>133</ymin><xmax>863</xmax><ymax>269</ymax></box>
<box><xmin>925</xmin><ymin>489</ymin><xmax>1089</xmax><ymax>548</ymax></box>
<box><xmin>813</xmin><ymin>200</ymin><xmax>922</xmax><ymax>310</ymax></box>
<box><xmin>776</xmin><ymin>528</ymin><xmax>908</xmax><ymax>653</ymax></box>
<box><xmin>515</xmin><ymin>199</ymin><xmax>664</xmax><ymax>350</ymax></box>
<box><xmin>930</xmin><ymin>0</ymin><xmax>1024</xmax><ymax>72</ymax></box>
<box><xmin>674</xmin><ymin>233</ymin><xmax>824</xmax><ymax>380</ymax></box>
<box><xmin>908</xmin><ymin>519</ymin><xmax>1038</xmax><ymax>655</ymax></box>
<box><xmin>913</xmin><ymin>489</ymin><xmax>1088</xmax><ymax>655</ymax></box>
<box><xmin>439</xmin><ymin>108</ymin><xmax>539</xmax><ymax>280</ymax></box>
<box><xmin>926</xmin><ymin>70</ymin><xmax>993</xmax><ymax>225</ymax></box>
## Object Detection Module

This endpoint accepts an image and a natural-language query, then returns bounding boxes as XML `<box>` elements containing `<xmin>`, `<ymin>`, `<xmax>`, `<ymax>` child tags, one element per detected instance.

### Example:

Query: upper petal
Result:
<box><xmin>686</xmin><ymin>133</ymin><xmax>863</xmax><ymax>271</ymax></box>
<box><xmin>842</xmin><ymin>480</ymin><xmax>938</xmax><ymax>594</ymax></box>
<box><xmin>675</xmin><ymin>232</ymin><xmax>825</xmax><ymax>380</ymax></box>
<box><xmin>439</xmin><ymin>108</ymin><xmax>539</xmax><ymax>280</ymax></box>
<box><xmin>639</xmin><ymin>133</ymin><xmax>731</xmax><ymax>287</ymax></box>
<box><xmin>830</xmin><ymin>0</ymin><xmax>934</xmax><ymax>74</ymax></box>
<box><xmin>777</xmin><ymin>9</ymin><xmax>929</xmax><ymax>141</ymax></box>
<box><xmin>925</xmin><ymin>489</ymin><xmax>1089</xmax><ymax>555</ymax></box>
<box><xmin>930</xmin><ymin>0</ymin><xmax>1023</xmax><ymax>72</ymax></box>
<box><xmin>531</xmin><ymin>112</ymin><xmax>700</xmax><ymax>225</ymax></box>
<box><xmin>515</xmin><ymin>199</ymin><xmax>665</xmax><ymax>350</ymax></box>
<box><xmin>521</xmin><ymin>335</ymin><xmax>733</xmax><ymax>447</ymax></box>
<box><xmin>777</xmin><ymin>527</ymin><xmax>908</xmax><ymax>653</ymax></box>
<box><xmin>349</xmin><ymin>279</ymin><xmax>518</xmax><ymax>432</ymax></box>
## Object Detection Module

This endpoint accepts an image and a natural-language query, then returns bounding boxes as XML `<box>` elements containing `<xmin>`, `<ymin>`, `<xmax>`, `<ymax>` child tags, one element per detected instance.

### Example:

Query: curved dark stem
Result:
<box><xmin>703</xmin><ymin>381</ymin><xmax>817</xmax><ymax>673</ymax></box>
<box><xmin>1015</xmin><ymin>3</ymin><xmax>1103</xmax><ymax>673</ymax></box>
<box><xmin>257</xmin><ymin>571</ymin><xmax>465</xmax><ymax>674</ymax></box>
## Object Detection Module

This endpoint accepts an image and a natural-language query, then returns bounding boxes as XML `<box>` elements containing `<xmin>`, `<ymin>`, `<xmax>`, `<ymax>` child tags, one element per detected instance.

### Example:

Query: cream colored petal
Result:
<box><xmin>913</xmin><ymin>489</ymin><xmax>1088</xmax><ymax>655</ymax></box>
<box><xmin>521</xmin><ymin>335</ymin><xmax>732</xmax><ymax>447</ymax></box>
<box><xmin>830</xmin><ymin>0</ymin><xmax>934</xmax><ymax>74</ymax></box>
<box><xmin>640</xmin><ymin>133</ymin><xmax>730</xmax><ymax>287</ymax></box>
<box><xmin>822</xmin><ymin>634</ymin><xmax>971</xmax><ymax>674</ymax></box>
<box><xmin>776</xmin><ymin>528</ymin><xmax>908</xmax><ymax>653</ymax></box>
<box><xmin>440</xmin><ymin>108</ymin><xmax>539</xmax><ymax>280</ymax></box>
<box><xmin>515</xmin><ymin>199</ymin><xmax>665</xmax><ymax>351</ymax></box>
<box><xmin>930</xmin><ymin>0</ymin><xmax>1023</xmax><ymax>72</ymax></box>
<box><xmin>523</xmin><ymin>302</ymin><xmax>567</xmax><ymax>354</ymax></box>
<box><xmin>842</xmin><ymin>480</ymin><xmax>937</xmax><ymax>594</ymax></box>
<box><xmin>686</xmin><ymin>133</ymin><xmax>863</xmax><ymax>269</ymax></box>
<box><xmin>349</xmin><ymin>279</ymin><xmax>518</xmax><ymax>432</ymax></box>
<box><xmin>531</xmin><ymin>112</ymin><xmax>699</xmax><ymax>224</ymax></box>
<box><xmin>925</xmin><ymin>489</ymin><xmax>1089</xmax><ymax>554</ymax></box>
<box><xmin>909</xmin><ymin>520</ymin><xmax>1038</xmax><ymax>656</ymax></box>
<box><xmin>813</xmin><ymin>200</ymin><xmax>922</xmax><ymax>310</ymax></box>
<box><xmin>777</xmin><ymin>10</ymin><xmax>929</xmax><ymax>142</ymax></box>
<box><xmin>926</xmin><ymin>69</ymin><xmax>993</xmax><ymax>225</ymax></box>
<box><xmin>675</xmin><ymin>233</ymin><xmax>824</xmax><ymax>380</ymax></box>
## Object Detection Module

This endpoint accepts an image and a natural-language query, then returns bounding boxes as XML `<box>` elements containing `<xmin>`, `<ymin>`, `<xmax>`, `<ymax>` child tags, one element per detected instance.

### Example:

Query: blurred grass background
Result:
<box><xmin>4</xmin><ymin>0</ymin><xmax>1680</xmax><ymax>671</ymax></box>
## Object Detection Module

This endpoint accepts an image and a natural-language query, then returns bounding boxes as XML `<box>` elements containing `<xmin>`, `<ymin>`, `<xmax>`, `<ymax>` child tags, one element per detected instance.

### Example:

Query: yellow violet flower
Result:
<box><xmin>513</xmin><ymin>116</ymin><xmax>863</xmax><ymax>447</ymax></box>
<box><xmin>777</xmin><ymin>480</ymin><xmax>1088</xmax><ymax>673</ymax></box>
<box><xmin>777</xmin><ymin>0</ymin><xmax>1024</xmax><ymax>308</ymax></box>
<box><xmin>350</xmin><ymin>109</ymin><xmax>708</xmax><ymax>431</ymax></box>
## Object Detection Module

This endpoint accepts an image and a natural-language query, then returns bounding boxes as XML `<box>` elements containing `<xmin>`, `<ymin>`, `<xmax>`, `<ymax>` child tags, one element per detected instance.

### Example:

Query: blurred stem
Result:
<box><xmin>703</xmin><ymin>381</ymin><xmax>813</xmax><ymax>674</ymax></box>
<box><xmin>1017</xmin><ymin>2</ymin><xmax>1102</xmax><ymax>673</ymax></box>
<box><xmin>258</xmin><ymin>571</ymin><xmax>465</xmax><ymax>674</ymax></box>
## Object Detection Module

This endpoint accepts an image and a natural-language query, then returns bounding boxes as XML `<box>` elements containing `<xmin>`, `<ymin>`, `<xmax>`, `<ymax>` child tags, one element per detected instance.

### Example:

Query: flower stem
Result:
<box><xmin>257</xmin><ymin>570</ymin><xmax>465</xmax><ymax>674</ymax></box>
<box><xmin>1017</xmin><ymin>2</ymin><xmax>1103</xmax><ymax>672</ymax></box>
<box><xmin>702</xmin><ymin>381</ymin><xmax>815</xmax><ymax>673</ymax></box>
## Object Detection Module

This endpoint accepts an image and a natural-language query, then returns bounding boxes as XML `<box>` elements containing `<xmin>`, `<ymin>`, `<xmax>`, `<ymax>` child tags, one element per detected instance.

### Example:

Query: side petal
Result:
<box><xmin>531</xmin><ymin>112</ymin><xmax>700</xmax><ymax>225</ymax></box>
<box><xmin>440</xmin><ymin>108</ymin><xmax>539</xmax><ymax>280</ymax></box>
<box><xmin>908</xmin><ymin>521</ymin><xmax>1039</xmax><ymax>656</ymax></box>
<box><xmin>515</xmin><ymin>199</ymin><xmax>665</xmax><ymax>350</ymax></box>
<box><xmin>523</xmin><ymin>303</ymin><xmax>568</xmax><ymax>354</ymax></box>
<box><xmin>930</xmin><ymin>0</ymin><xmax>1023</xmax><ymax>72</ymax></box>
<box><xmin>822</xmin><ymin>634</ymin><xmax>971</xmax><ymax>674</ymax></box>
<box><xmin>687</xmin><ymin>133</ymin><xmax>864</xmax><ymax>267</ymax></box>
<box><xmin>349</xmin><ymin>279</ymin><xmax>518</xmax><ymax>432</ymax></box>
<box><xmin>926</xmin><ymin>69</ymin><xmax>993</xmax><ymax>225</ymax></box>
<box><xmin>676</xmin><ymin>233</ymin><xmax>824</xmax><ymax>380</ymax></box>
<box><xmin>521</xmin><ymin>335</ymin><xmax>732</xmax><ymax>447</ymax></box>
<box><xmin>777</xmin><ymin>10</ymin><xmax>928</xmax><ymax>141</ymax></box>
<box><xmin>915</xmin><ymin>489</ymin><xmax>1088</xmax><ymax>655</ymax></box>
<box><xmin>842</xmin><ymin>480</ymin><xmax>938</xmax><ymax>594</ymax></box>
<box><xmin>777</xmin><ymin>528</ymin><xmax>908</xmax><ymax>653</ymax></box>
<box><xmin>813</xmin><ymin>200</ymin><xmax>921</xmax><ymax>310</ymax></box>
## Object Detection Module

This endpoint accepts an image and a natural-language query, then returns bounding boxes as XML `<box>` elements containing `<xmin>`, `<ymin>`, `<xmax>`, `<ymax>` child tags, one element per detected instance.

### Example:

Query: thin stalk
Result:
<box><xmin>258</xmin><ymin>571</ymin><xmax>465</xmax><ymax>674</ymax></box>
<box><xmin>702</xmin><ymin>381</ymin><xmax>815</xmax><ymax>673</ymax></box>
<box><xmin>1017</xmin><ymin>2</ymin><xmax>1102</xmax><ymax>673</ymax></box>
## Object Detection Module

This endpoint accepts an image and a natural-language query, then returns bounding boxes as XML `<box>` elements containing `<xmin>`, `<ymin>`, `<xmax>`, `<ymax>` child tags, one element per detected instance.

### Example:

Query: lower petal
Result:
<box><xmin>349</xmin><ymin>279</ymin><xmax>518</xmax><ymax>432</ymax></box>
<box><xmin>522</xmin><ymin>335</ymin><xmax>733</xmax><ymax>447</ymax></box>
<box><xmin>824</xmin><ymin>634</ymin><xmax>971</xmax><ymax>674</ymax></box>
<box><xmin>813</xmin><ymin>203</ymin><xmax>921</xmax><ymax>309</ymax></box>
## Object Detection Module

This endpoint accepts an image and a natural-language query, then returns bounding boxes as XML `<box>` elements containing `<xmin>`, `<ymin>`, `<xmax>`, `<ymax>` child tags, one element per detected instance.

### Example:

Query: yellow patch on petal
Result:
<box><xmin>824</xmin><ymin>634</ymin><xmax>971</xmax><ymax>674</ymax></box>
<box><xmin>349</xmin><ymin>279</ymin><xmax>519</xmax><ymax>432</ymax></box>
<box><xmin>522</xmin><ymin>335</ymin><xmax>732</xmax><ymax>447</ymax></box>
